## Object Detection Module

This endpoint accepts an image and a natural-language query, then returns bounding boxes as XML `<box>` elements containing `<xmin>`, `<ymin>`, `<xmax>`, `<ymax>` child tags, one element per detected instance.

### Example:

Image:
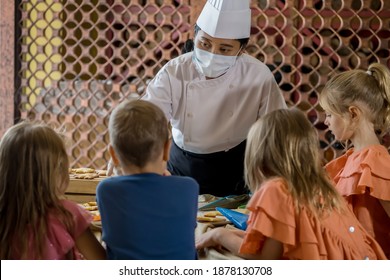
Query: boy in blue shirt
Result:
<box><xmin>97</xmin><ymin>100</ymin><xmax>199</xmax><ymax>260</ymax></box>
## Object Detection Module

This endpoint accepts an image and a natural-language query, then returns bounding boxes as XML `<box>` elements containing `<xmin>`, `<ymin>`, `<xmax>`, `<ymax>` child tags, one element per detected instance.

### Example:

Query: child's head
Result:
<box><xmin>0</xmin><ymin>122</ymin><xmax>71</xmax><ymax>259</ymax></box>
<box><xmin>109</xmin><ymin>99</ymin><xmax>169</xmax><ymax>169</ymax></box>
<box><xmin>245</xmin><ymin>109</ymin><xmax>341</xmax><ymax>212</ymax></box>
<box><xmin>319</xmin><ymin>63</ymin><xmax>390</xmax><ymax>139</ymax></box>
<box><xmin>245</xmin><ymin>108</ymin><xmax>321</xmax><ymax>191</ymax></box>
<box><xmin>0</xmin><ymin>122</ymin><xmax>69</xmax><ymax>202</ymax></box>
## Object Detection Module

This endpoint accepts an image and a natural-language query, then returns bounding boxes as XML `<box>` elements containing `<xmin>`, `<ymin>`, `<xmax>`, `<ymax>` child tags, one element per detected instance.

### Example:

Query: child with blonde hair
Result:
<box><xmin>0</xmin><ymin>122</ymin><xmax>105</xmax><ymax>259</ymax></box>
<box><xmin>97</xmin><ymin>100</ymin><xmax>199</xmax><ymax>260</ymax></box>
<box><xmin>321</xmin><ymin>63</ymin><xmax>390</xmax><ymax>257</ymax></box>
<box><xmin>196</xmin><ymin>109</ymin><xmax>386</xmax><ymax>259</ymax></box>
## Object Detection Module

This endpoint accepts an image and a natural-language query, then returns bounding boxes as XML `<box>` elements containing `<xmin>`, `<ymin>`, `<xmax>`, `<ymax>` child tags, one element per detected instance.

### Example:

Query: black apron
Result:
<box><xmin>167</xmin><ymin>140</ymin><xmax>248</xmax><ymax>196</ymax></box>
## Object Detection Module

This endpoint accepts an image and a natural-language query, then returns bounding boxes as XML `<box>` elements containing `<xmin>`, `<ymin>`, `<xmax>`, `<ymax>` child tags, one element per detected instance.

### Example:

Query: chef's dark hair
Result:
<box><xmin>181</xmin><ymin>24</ymin><xmax>249</xmax><ymax>54</ymax></box>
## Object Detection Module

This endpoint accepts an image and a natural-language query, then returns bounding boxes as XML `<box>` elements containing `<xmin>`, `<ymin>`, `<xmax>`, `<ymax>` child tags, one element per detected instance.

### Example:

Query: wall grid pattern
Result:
<box><xmin>17</xmin><ymin>0</ymin><xmax>390</xmax><ymax>169</ymax></box>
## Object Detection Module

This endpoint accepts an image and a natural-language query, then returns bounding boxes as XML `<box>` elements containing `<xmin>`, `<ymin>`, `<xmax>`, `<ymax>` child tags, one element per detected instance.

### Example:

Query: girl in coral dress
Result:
<box><xmin>0</xmin><ymin>122</ymin><xmax>106</xmax><ymax>259</ymax></box>
<box><xmin>320</xmin><ymin>63</ymin><xmax>390</xmax><ymax>258</ymax></box>
<box><xmin>196</xmin><ymin>109</ymin><xmax>386</xmax><ymax>259</ymax></box>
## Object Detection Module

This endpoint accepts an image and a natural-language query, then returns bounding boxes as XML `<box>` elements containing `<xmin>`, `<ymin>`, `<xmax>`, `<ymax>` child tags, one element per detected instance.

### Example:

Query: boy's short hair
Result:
<box><xmin>109</xmin><ymin>100</ymin><xmax>169</xmax><ymax>168</ymax></box>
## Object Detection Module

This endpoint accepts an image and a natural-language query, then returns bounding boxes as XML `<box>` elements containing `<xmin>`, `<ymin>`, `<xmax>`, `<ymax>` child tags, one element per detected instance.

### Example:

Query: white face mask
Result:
<box><xmin>192</xmin><ymin>47</ymin><xmax>240</xmax><ymax>78</ymax></box>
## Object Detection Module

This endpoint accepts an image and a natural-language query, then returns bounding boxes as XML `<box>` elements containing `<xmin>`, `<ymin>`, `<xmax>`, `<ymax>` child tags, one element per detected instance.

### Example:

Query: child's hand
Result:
<box><xmin>196</xmin><ymin>228</ymin><xmax>224</xmax><ymax>249</ymax></box>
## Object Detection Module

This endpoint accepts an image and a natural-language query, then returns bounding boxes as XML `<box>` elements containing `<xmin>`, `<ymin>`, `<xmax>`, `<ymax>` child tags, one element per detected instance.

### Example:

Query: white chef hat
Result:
<box><xmin>196</xmin><ymin>0</ymin><xmax>251</xmax><ymax>39</ymax></box>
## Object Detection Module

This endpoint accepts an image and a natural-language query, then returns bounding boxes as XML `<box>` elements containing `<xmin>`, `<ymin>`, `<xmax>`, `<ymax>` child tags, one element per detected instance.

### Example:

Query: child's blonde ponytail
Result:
<box><xmin>367</xmin><ymin>63</ymin><xmax>390</xmax><ymax>135</ymax></box>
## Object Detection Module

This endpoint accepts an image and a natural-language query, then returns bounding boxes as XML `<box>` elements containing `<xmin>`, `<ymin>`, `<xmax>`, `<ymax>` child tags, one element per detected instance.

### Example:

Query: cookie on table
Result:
<box><xmin>197</xmin><ymin>216</ymin><xmax>226</xmax><ymax>222</ymax></box>
<box><xmin>73</xmin><ymin>173</ymin><xmax>100</xmax><ymax>179</ymax></box>
<box><xmin>70</xmin><ymin>167</ymin><xmax>96</xmax><ymax>174</ymax></box>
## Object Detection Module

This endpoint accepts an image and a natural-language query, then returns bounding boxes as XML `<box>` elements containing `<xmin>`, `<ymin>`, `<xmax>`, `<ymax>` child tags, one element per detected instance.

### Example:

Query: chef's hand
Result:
<box><xmin>107</xmin><ymin>158</ymin><xmax>123</xmax><ymax>176</ymax></box>
<box><xmin>162</xmin><ymin>160</ymin><xmax>171</xmax><ymax>176</ymax></box>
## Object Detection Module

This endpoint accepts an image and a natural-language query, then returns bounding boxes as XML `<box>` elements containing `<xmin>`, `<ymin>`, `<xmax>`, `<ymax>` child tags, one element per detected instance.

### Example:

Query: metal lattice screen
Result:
<box><xmin>17</xmin><ymin>0</ymin><xmax>390</xmax><ymax>169</ymax></box>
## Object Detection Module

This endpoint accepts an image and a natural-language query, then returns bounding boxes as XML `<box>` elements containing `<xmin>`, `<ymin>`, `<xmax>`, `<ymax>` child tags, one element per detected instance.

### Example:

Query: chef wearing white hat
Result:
<box><xmin>142</xmin><ymin>0</ymin><xmax>287</xmax><ymax>196</ymax></box>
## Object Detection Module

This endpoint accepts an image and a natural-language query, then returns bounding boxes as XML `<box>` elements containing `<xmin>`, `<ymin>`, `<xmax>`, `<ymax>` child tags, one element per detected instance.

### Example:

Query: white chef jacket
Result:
<box><xmin>142</xmin><ymin>52</ymin><xmax>287</xmax><ymax>154</ymax></box>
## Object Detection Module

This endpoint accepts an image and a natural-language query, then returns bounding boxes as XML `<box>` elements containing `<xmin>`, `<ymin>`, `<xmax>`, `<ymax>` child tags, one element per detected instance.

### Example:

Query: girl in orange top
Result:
<box><xmin>196</xmin><ymin>109</ymin><xmax>386</xmax><ymax>259</ymax></box>
<box><xmin>320</xmin><ymin>63</ymin><xmax>390</xmax><ymax>257</ymax></box>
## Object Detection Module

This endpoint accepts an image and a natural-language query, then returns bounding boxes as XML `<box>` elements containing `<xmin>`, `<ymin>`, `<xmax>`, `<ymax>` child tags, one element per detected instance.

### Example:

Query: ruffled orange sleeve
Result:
<box><xmin>239</xmin><ymin>179</ymin><xmax>296</xmax><ymax>254</ymax></box>
<box><xmin>325</xmin><ymin>150</ymin><xmax>352</xmax><ymax>182</ymax></box>
<box><xmin>328</xmin><ymin>145</ymin><xmax>390</xmax><ymax>200</ymax></box>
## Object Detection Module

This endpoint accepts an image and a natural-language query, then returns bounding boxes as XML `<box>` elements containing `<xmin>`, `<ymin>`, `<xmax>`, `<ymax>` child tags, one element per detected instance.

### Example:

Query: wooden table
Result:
<box><xmin>65</xmin><ymin>177</ymin><xmax>106</xmax><ymax>203</ymax></box>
